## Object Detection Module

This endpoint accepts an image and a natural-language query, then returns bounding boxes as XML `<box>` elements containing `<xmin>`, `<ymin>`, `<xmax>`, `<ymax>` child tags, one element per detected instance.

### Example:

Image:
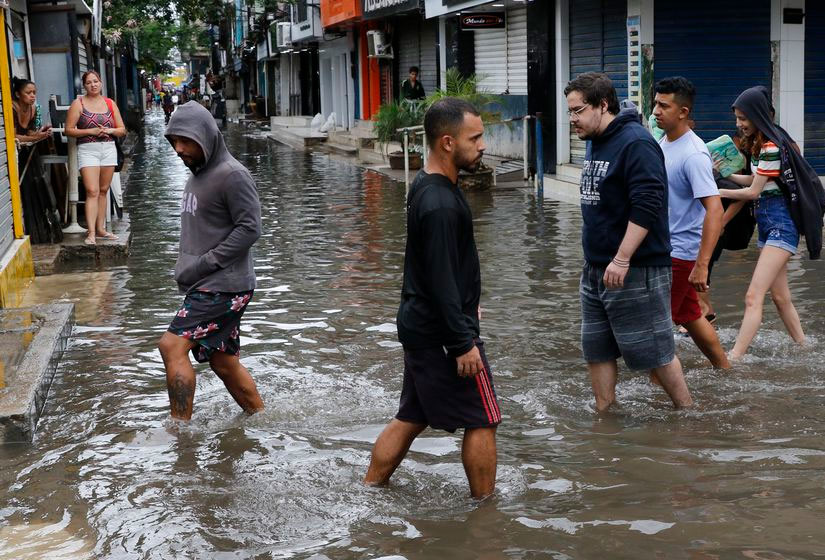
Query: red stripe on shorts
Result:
<box><xmin>475</xmin><ymin>372</ymin><xmax>495</xmax><ymax>424</ymax></box>
<box><xmin>478</xmin><ymin>366</ymin><xmax>500</xmax><ymax>423</ymax></box>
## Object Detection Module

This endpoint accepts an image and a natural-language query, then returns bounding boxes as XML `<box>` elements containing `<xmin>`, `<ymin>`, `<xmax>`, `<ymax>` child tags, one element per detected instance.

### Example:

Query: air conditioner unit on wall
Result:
<box><xmin>366</xmin><ymin>30</ymin><xmax>393</xmax><ymax>59</ymax></box>
<box><xmin>276</xmin><ymin>22</ymin><xmax>292</xmax><ymax>49</ymax></box>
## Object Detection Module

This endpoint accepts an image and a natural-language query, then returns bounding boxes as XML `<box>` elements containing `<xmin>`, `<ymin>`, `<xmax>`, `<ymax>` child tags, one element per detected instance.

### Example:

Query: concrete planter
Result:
<box><xmin>458</xmin><ymin>165</ymin><xmax>495</xmax><ymax>192</ymax></box>
<box><xmin>388</xmin><ymin>151</ymin><xmax>421</xmax><ymax>170</ymax></box>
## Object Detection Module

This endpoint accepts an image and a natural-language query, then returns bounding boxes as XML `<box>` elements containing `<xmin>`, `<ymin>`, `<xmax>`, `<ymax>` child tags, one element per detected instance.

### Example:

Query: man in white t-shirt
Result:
<box><xmin>654</xmin><ymin>76</ymin><xmax>730</xmax><ymax>369</ymax></box>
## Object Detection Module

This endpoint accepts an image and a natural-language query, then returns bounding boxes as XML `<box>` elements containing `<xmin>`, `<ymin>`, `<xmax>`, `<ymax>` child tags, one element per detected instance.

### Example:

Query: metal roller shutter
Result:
<box><xmin>805</xmin><ymin>4</ymin><xmax>825</xmax><ymax>174</ymax></box>
<box><xmin>475</xmin><ymin>6</ymin><xmax>527</xmax><ymax>95</ymax></box>
<box><xmin>568</xmin><ymin>0</ymin><xmax>627</xmax><ymax>164</ymax></box>
<box><xmin>506</xmin><ymin>7</ymin><xmax>527</xmax><ymax>95</ymax></box>
<box><xmin>0</xmin><ymin>93</ymin><xmax>13</xmax><ymax>258</ymax></box>
<box><xmin>397</xmin><ymin>19</ymin><xmax>438</xmax><ymax>97</ymax></box>
<box><xmin>419</xmin><ymin>20</ymin><xmax>437</xmax><ymax>95</ymax></box>
<box><xmin>655</xmin><ymin>0</ymin><xmax>771</xmax><ymax>143</ymax></box>
<box><xmin>474</xmin><ymin>22</ymin><xmax>507</xmax><ymax>94</ymax></box>
<box><xmin>78</xmin><ymin>40</ymin><xmax>89</xmax><ymax>73</ymax></box>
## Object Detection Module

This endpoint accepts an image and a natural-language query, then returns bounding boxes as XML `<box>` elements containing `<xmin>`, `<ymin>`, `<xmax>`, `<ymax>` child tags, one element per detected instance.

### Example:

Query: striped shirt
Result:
<box><xmin>751</xmin><ymin>140</ymin><xmax>781</xmax><ymax>194</ymax></box>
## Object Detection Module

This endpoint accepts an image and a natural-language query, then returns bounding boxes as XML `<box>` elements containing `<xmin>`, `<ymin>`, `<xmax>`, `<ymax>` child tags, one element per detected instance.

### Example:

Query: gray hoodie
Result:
<box><xmin>164</xmin><ymin>101</ymin><xmax>261</xmax><ymax>294</ymax></box>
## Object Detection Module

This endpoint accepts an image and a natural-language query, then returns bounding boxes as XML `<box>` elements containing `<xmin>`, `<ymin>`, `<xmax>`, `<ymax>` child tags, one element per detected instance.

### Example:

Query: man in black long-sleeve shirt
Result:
<box><xmin>365</xmin><ymin>98</ymin><xmax>500</xmax><ymax>499</ymax></box>
<box><xmin>565</xmin><ymin>72</ymin><xmax>692</xmax><ymax>412</ymax></box>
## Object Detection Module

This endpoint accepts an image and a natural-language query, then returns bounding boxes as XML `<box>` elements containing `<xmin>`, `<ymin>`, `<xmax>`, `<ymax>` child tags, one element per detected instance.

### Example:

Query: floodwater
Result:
<box><xmin>2</xmin><ymin>111</ymin><xmax>825</xmax><ymax>559</ymax></box>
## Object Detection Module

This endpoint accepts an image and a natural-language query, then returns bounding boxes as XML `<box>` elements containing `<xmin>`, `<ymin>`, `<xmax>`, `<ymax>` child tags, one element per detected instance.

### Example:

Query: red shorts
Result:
<box><xmin>671</xmin><ymin>258</ymin><xmax>703</xmax><ymax>325</ymax></box>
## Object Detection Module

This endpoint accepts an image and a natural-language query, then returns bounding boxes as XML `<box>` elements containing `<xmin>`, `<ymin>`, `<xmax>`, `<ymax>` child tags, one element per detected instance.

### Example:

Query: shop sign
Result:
<box><xmin>321</xmin><ymin>0</ymin><xmax>361</xmax><ymax>27</ymax></box>
<box><xmin>459</xmin><ymin>12</ymin><xmax>505</xmax><ymax>30</ymax></box>
<box><xmin>361</xmin><ymin>0</ymin><xmax>418</xmax><ymax>20</ymax></box>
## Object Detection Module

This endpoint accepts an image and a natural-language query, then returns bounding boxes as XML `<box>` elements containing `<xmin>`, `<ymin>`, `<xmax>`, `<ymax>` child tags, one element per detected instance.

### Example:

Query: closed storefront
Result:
<box><xmin>568</xmin><ymin>0</ymin><xmax>627</xmax><ymax>164</ymax></box>
<box><xmin>804</xmin><ymin>2</ymin><xmax>825</xmax><ymax>174</ymax></box>
<box><xmin>0</xmin><ymin>90</ymin><xmax>12</xmax><ymax>259</ymax></box>
<box><xmin>396</xmin><ymin>17</ymin><xmax>438</xmax><ymax>97</ymax></box>
<box><xmin>655</xmin><ymin>0</ymin><xmax>771</xmax><ymax>143</ymax></box>
<box><xmin>474</xmin><ymin>6</ymin><xmax>527</xmax><ymax>96</ymax></box>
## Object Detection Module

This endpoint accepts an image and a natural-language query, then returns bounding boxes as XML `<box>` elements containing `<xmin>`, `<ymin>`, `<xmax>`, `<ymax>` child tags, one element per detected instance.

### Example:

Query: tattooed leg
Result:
<box><xmin>158</xmin><ymin>331</ymin><xmax>197</xmax><ymax>420</ymax></box>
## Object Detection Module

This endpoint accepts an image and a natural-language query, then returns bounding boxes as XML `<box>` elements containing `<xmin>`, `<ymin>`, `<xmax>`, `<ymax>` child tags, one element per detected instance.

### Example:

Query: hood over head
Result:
<box><xmin>165</xmin><ymin>101</ymin><xmax>227</xmax><ymax>174</ymax></box>
<box><xmin>594</xmin><ymin>108</ymin><xmax>644</xmax><ymax>143</ymax></box>
<box><xmin>732</xmin><ymin>86</ymin><xmax>790</xmax><ymax>150</ymax></box>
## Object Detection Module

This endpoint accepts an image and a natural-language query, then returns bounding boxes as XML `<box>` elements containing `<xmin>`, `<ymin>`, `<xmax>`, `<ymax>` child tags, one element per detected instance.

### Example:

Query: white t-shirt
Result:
<box><xmin>660</xmin><ymin>129</ymin><xmax>719</xmax><ymax>261</ymax></box>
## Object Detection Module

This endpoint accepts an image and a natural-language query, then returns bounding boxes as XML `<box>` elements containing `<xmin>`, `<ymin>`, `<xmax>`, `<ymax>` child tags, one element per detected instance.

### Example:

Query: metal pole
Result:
<box><xmin>522</xmin><ymin>115</ymin><xmax>530</xmax><ymax>183</ymax></box>
<box><xmin>535</xmin><ymin>112</ymin><xmax>544</xmax><ymax>198</ymax></box>
<box><xmin>403</xmin><ymin>129</ymin><xmax>410</xmax><ymax>196</ymax></box>
<box><xmin>421</xmin><ymin>131</ymin><xmax>428</xmax><ymax>168</ymax></box>
<box><xmin>63</xmin><ymin>137</ymin><xmax>85</xmax><ymax>233</ymax></box>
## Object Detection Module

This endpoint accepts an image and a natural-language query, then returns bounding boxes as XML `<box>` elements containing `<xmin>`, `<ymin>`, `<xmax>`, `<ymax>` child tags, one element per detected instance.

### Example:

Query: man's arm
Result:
<box><xmin>196</xmin><ymin>171</ymin><xmax>262</xmax><ymax>275</ymax></box>
<box><xmin>685</xmin><ymin>152</ymin><xmax>724</xmax><ymax>291</ymax></box>
<box><xmin>689</xmin><ymin>195</ymin><xmax>724</xmax><ymax>291</ymax></box>
<box><xmin>604</xmin><ymin>222</ymin><xmax>649</xmax><ymax>289</ymax></box>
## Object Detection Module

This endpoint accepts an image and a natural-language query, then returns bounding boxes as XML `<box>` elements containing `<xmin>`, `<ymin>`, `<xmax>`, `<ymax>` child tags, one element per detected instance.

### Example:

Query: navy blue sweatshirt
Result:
<box><xmin>580</xmin><ymin>110</ymin><xmax>671</xmax><ymax>267</ymax></box>
<box><xmin>396</xmin><ymin>171</ymin><xmax>480</xmax><ymax>356</ymax></box>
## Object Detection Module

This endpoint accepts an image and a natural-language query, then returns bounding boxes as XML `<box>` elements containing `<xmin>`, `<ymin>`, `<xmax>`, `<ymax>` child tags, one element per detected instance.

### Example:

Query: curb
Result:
<box><xmin>0</xmin><ymin>303</ymin><xmax>75</xmax><ymax>442</ymax></box>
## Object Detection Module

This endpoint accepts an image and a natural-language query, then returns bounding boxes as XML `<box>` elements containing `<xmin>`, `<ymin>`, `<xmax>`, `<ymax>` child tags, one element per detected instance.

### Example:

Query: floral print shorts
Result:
<box><xmin>167</xmin><ymin>290</ymin><xmax>254</xmax><ymax>363</ymax></box>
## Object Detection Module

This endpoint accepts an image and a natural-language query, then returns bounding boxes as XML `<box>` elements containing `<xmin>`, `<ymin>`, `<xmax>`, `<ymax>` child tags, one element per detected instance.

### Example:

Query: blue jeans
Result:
<box><xmin>756</xmin><ymin>194</ymin><xmax>799</xmax><ymax>254</ymax></box>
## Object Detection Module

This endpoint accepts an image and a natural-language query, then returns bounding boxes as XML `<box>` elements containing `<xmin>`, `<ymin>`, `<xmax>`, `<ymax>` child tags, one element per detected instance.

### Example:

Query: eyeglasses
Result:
<box><xmin>567</xmin><ymin>105</ymin><xmax>589</xmax><ymax>120</ymax></box>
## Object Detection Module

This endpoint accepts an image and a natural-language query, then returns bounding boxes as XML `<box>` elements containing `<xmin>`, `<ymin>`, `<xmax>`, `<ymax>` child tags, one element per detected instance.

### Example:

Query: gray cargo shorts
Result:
<box><xmin>580</xmin><ymin>262</ymin><xmax>675</xmax><ymax>371</ymax></box>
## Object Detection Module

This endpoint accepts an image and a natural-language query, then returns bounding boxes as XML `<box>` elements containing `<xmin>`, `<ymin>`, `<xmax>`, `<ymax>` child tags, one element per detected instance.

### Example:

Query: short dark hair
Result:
<box><xmin>424</xmin><ymin>97</ymin><xmax>480</xmax><ymax>148</ymax></box>
<box><xmin>564</xmin><ymin>72</ymin><xmax>620</xmax><ymax>115</ymax></box>
<box><xmin>409</xmin><ymin>66</ymin><xmax>419</xmax><ymax>74</ymax></box>
<box><xmin>654</xmin><ymin>76</ymin><xmax>696</xmax><ymax>112</ymax></box>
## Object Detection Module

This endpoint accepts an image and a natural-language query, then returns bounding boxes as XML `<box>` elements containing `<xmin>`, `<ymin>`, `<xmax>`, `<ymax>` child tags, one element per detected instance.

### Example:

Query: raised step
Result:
<box><xmin>324</xmin><ymin>142</ymin><xmax>358</xmax><ymax>156</ymax></box>
<box><xmin>267</xmin><ymin>127</ymin><xmax>327</xmax><ymax>150</ymax></box>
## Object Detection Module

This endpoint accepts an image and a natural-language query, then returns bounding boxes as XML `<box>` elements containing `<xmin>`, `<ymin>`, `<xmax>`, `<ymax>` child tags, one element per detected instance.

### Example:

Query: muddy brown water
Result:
<box><xmin>1</xmin><ymin>111</ymin><xmax>825</xmax><ymax>559</ymax></box>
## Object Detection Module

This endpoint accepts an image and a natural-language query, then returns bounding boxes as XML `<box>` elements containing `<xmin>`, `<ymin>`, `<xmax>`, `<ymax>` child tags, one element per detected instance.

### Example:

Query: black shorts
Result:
<box><xmin>396</xmin><ymin>339</ymin><xmax>501</xmax><ymax>433</ymax></box>
<box><xmin>167</xmin><ymin>290</ymin><xmax>253</xmax><ymax>363</ymax></box>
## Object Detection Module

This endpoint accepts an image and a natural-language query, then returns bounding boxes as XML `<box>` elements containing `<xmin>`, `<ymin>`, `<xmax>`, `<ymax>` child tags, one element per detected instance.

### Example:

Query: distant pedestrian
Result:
<box><xmin>162</xmin><ymin>90</ymin><xmax>174</xmax><ymax>124</ymax></box>
<box><xmin>64</xmin><ymin>70</ymin><xmax>126</xmax><ymax>245</ymax></box>
<box><xmin>653</xmin><ymin>76</ymin><xmax>729</xmax><ymax>369</ymax></box>
<box><xmin>565</xmin><ymin>72</ymin><xmax>692</xmax><ymax>411</ymax></box>
<box><xmin>717</xmin><ymin>86</ymin><xmax>823</xmax><ymax>359</ymax></box>
<box><xmin>364</xmin><ymin>98</ymin><xmax>500</xmax><ymax>499</ymax></box>
<box><xmin>400</xmin><ymin>66</ymin><xmax>425</xmax><ymax>101</ymax></box>
<box><xmin>158</xmin><ymin>101</ymin><xmax>264</xmax><ymax>420</ymax></box>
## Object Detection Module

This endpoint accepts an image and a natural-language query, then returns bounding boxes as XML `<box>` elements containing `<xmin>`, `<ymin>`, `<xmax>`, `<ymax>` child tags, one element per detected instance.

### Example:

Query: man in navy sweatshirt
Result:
<box><xmin>564</xmin><ymin>72</ymin><xmax>692</xmax><ymax>411</ymax></box>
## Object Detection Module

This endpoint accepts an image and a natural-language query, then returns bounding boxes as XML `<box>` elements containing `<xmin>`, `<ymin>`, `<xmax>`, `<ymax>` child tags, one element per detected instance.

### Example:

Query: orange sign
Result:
<box><xmin>321</xmin><ymin>0</ymin><xmax>361</xmax><ymax>27</ymax></box>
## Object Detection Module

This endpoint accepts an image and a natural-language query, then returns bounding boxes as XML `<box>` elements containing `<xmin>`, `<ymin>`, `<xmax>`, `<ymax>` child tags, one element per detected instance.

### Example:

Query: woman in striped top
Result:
<box><xmin>718</xmin><ymin>93</ymin><xmax>806</xmax><ymax>359</ymax></box>
<box><xmin>65</xmin><ymin>70</ymin><xmax>126</xmax><ymax>245</ymax></box>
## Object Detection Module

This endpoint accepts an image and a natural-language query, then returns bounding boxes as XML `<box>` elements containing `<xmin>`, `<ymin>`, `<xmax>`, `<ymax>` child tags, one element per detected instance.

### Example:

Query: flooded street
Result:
<box><xmin>2</xmin><ymin>111</ymin><xmax>825</xmax><ymax>558</ymax></box>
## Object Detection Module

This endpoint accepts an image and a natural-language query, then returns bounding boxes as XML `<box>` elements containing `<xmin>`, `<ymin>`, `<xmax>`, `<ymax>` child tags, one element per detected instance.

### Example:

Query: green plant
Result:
<box><xmin>372</xmin><ymin>100</ymin><xmax>426</xmax><ymax>154</ymax></box>
<box><xmin>424</xmin><ymin>68</ymin><xmax>501</xmax><ymax>123</ymax></box>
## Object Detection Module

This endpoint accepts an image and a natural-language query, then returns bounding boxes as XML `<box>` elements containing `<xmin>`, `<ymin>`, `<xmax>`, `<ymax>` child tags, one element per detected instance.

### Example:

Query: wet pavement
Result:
<box><xmin>2</xmin><ymin>110</ymin><xmax>825</xmax><ymax>558</ymax></box>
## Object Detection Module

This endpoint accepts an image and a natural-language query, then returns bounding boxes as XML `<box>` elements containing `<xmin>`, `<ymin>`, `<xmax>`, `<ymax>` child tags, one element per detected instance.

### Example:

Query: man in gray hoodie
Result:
<box><xmin>158</xmin><ymin>101</ymin><xmax>264</xmax><ymax>420</ymax></box>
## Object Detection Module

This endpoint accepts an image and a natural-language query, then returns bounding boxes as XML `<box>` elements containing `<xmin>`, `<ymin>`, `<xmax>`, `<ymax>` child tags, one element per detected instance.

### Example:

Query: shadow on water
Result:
<box><xmin>2</xmin><ymin>110</ymin><xmax>825</xmax><ymax>558</ymax></box>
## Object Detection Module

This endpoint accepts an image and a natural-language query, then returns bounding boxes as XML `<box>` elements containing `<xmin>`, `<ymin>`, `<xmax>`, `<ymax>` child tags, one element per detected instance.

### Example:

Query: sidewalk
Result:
<box><xmin>29</xmin><ymin>131</ymin><xmax>137</xmax><ymax>275</ymax></box>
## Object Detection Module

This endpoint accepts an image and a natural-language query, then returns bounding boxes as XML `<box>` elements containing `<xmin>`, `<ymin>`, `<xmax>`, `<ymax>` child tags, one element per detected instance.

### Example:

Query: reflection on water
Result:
<box><xmin>2</xmin><ymin>111</ymin><xmax>825</xmax><ymax>558</ymax></box>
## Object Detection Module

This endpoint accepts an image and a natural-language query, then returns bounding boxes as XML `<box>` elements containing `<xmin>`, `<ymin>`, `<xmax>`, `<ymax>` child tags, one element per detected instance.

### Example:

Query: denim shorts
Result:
<box><xmin>580</xmin><ymin>263</ymin><xmax>675</xmax><ymax>371</ymax></box>
<box><xmin>755</xmin><ymin>194</ymin><xmax>799</xmax><ymax>254</ymax></box>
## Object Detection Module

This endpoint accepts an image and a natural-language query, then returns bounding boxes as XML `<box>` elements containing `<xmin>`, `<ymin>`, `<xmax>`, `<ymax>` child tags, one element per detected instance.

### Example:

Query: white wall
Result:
<box><xmin>771</xmin><ymin>0</ymin><xmax>805</xmax><ymax>152</ymax></box>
